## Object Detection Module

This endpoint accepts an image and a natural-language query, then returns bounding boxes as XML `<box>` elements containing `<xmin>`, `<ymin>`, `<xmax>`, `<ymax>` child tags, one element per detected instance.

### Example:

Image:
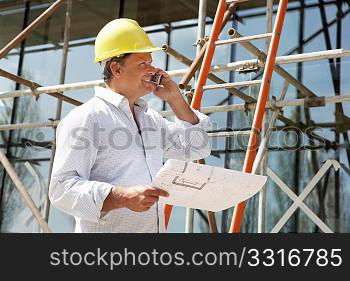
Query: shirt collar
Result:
<box><xmin>94</xmin><ymin>86</ymin><xmax>148</xmax><ymax>110</ymax></box>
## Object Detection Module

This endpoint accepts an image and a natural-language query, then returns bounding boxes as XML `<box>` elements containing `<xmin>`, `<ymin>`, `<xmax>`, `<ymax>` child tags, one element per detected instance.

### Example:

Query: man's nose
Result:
<box><xmin>147</xmin><ymin>64</ymin><xmax>156</xmax><ymax>73</ymax></box>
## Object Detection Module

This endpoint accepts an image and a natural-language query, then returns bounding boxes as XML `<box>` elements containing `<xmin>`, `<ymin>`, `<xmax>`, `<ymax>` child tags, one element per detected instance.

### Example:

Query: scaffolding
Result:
<box><xmin>0</xmin><ymin>0</ymin><xmax>349</xmax><ymax>233</ymax></box>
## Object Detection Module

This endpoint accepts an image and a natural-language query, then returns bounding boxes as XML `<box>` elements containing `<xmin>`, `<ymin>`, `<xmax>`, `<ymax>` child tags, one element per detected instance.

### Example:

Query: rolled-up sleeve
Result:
<box><xmin>161</xmin><ymin>109</ymin><xmax>212</xmax><ymax>161</ymax></box>
<box><xmin>49</xmin><ymin>112</ymin><xmax>114</xmax><ymax>223</ymax></box>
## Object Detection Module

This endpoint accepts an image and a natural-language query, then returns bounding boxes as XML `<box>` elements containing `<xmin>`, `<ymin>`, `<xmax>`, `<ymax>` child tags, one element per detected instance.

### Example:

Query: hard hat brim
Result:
<box><xmin>94</xmin><ymin>46</ymin><xmax>164</xmax><ymax>63</ymax></box>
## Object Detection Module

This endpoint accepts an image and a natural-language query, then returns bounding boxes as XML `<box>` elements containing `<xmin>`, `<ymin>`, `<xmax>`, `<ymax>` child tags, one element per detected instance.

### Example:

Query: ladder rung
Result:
<box><xmin>203</xmin><ymin>80</ymin><xmax>262</xmax><ymax>91</ymax></box>
<box><xmin>226</xmin><ymin>0</ymin><xmax>249</xmax><ymax>4</ymax></box>
<box><xmin>216</xmin><ymin>33</ymin><xmax>273</xmax><ymax>46</ymax></box>
<box><xmin>208</xmin><ymin>131</ymin><xmax>252</xmax><ymax>138</ymax></box>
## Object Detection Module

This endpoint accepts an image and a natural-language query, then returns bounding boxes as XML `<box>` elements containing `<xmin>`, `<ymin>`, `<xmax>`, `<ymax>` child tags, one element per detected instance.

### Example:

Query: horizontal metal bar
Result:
<box><xmin>1</xmin><ymin>95</ymin><xmax>349</xmax><ymax>132</ymax></box>
<box><xmin>216</xmin><ymin>33</ymin><xmax>272</xmax><ymax>46</ymax></box>
<box><xmin>211</xmin><ymin>143</ymin><xmax>349</xmax><ymax>153</ymax></box>
<box><xmin>0</xmin><ymin>121</ymin><xmax>59</xmax><ymax>131</ymax></box>
<box><xmin>167</xmin><ymin>49</ymin><xmax>350</xmax><ymax>79</ymax></box>
<box><xmin>1</xmin><ymin>49</ymin><xmax>349</xmax><ymax>99</ymax></box>
<box><xmin>161</xmin><ymin>94</ymin><xmax>350</xmax><ymax>117</ymax></box>
<box><xmin>208</xmin><ymin>131</ymin><xmax>251</xmax><ymax>138</ymax></box>
<box><xmin>202</xmin><ymin>80</ymin><xmax>262</xmax><ymax>91</ymax></box>
<box><xmin>0</xmin><ymin>80</ymin><xmax>104</xmax><ymax>99</ymax></box>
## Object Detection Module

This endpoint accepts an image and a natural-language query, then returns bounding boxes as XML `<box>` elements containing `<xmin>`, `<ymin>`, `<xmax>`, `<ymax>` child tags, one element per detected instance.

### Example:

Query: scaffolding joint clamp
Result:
<box><xmin>30</xmin><ymin>81</ymin><xmax>40</xmax><ymax>99</ymax></box>
<box><xmin>48</xmin><ymin>118</ymin><xmax>58</xmax><ymax>126</ymax></box>
<box><xmin>270</xmin><ymin>96</ymin><xmax>283</xmax><ymax>114</ymax></box>
<box><xmin>237</xmin><ymin>59</ymin><xmax>260</xmax><ymax>74</ymax></box>
<box><xmin>244</xmin><ymin>101</ymin><xmax>252</xmax><ymax>115</ymax></box>
<box><xmin>185</xmin><ymin>89</ymin><xmax>194</xmax><ymax>104</ymax></box>
<box><xmin>193</xmin><ymin>36</ymin><xmax>209</xmax><ymax>47</ymax></box>
<box><xmin>257</xmin><ymin>51</ymin><xmax>267</xmax><ymax>67</ymax></box>
<box><xmin>305</xmin><ymin>96</ymin><xmax>326</xmax><ymax>108</ymax></box>
<box><xmin>31</xmin><ymin>88</ymin><xmax>40</xmax><ymax>98</ymax></box>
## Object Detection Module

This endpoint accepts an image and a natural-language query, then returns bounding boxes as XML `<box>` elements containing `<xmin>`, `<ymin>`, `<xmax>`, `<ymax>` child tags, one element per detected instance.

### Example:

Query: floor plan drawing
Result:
<box><xmin>171</xmin><ymin>161</ymin><xmax>215</xmax><ymax>190</ymax></box>
<box><xmin>152</xmin><ymin>159</ymin><xmax>267</xmax><ymax>212</ymax></box>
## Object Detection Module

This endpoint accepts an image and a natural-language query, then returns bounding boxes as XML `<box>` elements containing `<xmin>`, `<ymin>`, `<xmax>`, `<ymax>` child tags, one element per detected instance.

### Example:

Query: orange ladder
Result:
<box><xmin>165</xmin><ymin>0</ymin><xmax>289</xmax><ymax>232</ymax></box>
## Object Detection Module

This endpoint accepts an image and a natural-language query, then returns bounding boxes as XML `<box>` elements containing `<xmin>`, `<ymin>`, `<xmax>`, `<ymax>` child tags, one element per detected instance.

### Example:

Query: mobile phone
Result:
<box><xmin>150</xmin><ymin>74</ymin><xmax>162</xmax><ymax>85</ymax></box>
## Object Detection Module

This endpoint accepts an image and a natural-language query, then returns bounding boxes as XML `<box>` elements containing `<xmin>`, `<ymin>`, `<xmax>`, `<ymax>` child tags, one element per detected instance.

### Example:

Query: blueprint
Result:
<box><xmin>152</xmin><ymin>159</ymin><xmax>267</xmax><ymax>212</ymax></box>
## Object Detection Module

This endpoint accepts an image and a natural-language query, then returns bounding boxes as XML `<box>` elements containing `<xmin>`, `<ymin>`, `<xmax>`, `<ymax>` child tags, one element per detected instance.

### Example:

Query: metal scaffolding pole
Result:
<box><xmin>223</xmin><ymin>6</ymin><xmax>350</xmax><ymax>107</ymax></box>
<box><xmin>164</xmin><ymin>0</ymin><xmax>241</xmax><ymax>228</ymax></box>
<box><xmin>1</xmin><ymin>49</ymin><xmax>350</xmax><ymax>100</ymax></box>
<box><xmin>293</xmin><ymin>0</ymin><xmax>305</xmax><ymax>233</ymax></box>
<box><xmin>162</xmin><ymin>95</ymin><xmax>350</xmax><ymax>116</ymax></box>
<box><xmin>334</xmin><ymin>0</ymin><xmax>342</xmax><ymax>233</ymax></box>
<box><xmin>252</xmin><ymin>81</ymin><xmax>290</xmax><ymax>174</ymax></box>
<box><xmin>0</xmin><ymin>121</ymin><xmax>59</xmax><ymax>131</ymax></box>
<box><xmin>212</xmin><ymin>143</ymin><xmax>347</xmax><ymax>154</ymax></box>
<box><xmin>185</xmin><ymin>0</ymin><xmax>207</xmax><ymax>234</ymax></box>
<box><xmin>178</xmin><ymin>1</ymin><xmax>238</xmax><ymax>91</ymax></box>
<box><xmin>0</xmin><ymin>0</ymin><xmax>66</xmax><ymax>59</ymax></box>
<box><xmin>161</xmin><ymin>52</ymin><xmax>330</xmax><ymax>154</ymax></box>
<box><xmin>0</xmin><ymin>68</ymin><xmax>82</xmax><ymax>106</ymax></box>
<box><xmin>229</xmin><ymin>28</ymin><xmax>314</xmax><ymax>99</ymax></box>
<box><xmin>44</xmin><ymin>0</ymin><xmax>73</xmax><ymax>223</ymax></box>
<box><xmin>163</xmin><ymin>45</ymin><xmax>255</xmax><ymax>103</ymax></box>
<box><xmin>167</xmin><ymin>48</ymin><xmax>350</xmax><ymax>79</ymax></box>
<box><xmin>257</xmin><ymin>0</ymin><xmax>274</xmax><ymax>234</ymax></box>
<box><xmin>1</xmin><ymin>94</ymin><xmax>350</xmax><ymax>132</ymax></box>
<box><xmin>0</xmin><ymin>80</ymin><xmax>105</xmax><ymax>99</ymax></box>
<box><xmin>222</xmin><ymin>17</ymin><xmax>237</xmax><ymax>233</ymax></box>
<box><xmin>0</xmin><ymin>150</ymin><xmax>51</xmax><ymax>233</ymax></box>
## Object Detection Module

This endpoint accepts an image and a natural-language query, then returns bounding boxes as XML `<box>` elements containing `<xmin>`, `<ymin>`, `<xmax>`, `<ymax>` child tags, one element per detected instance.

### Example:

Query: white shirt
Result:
<box><xmin>49</xmin><ymin>86</ymin><xmax>212</xmax><ymax>233</ymax></box>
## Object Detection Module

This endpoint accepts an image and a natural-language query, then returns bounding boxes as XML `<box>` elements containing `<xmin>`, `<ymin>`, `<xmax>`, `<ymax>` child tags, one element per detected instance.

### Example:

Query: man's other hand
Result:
<box><xmin>102</xmin><ymin>185</ymin><xmax>169</xmax><ymax>212</ymax></box>
<box><xmin>123</xmin><ymin>186</ymin><xmax>169</xmax><ymax>212</ymax></box>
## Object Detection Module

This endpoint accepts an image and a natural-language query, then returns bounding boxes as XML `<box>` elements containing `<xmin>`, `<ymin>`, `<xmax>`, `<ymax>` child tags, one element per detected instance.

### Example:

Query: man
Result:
<box><xmin>49</xmin><ymin>18</ymin><xmax>211</xmax><ymax>233</ymax></box>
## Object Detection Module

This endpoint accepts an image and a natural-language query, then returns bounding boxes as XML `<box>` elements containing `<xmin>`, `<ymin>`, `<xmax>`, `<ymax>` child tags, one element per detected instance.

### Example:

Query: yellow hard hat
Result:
<box><xmin>94</xmin><ymin>18</ymin><xmax>163</xmax><ymax>63</ymax></box>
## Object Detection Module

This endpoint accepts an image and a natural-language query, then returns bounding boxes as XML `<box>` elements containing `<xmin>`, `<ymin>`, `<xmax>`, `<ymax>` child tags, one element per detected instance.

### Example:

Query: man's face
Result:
<box><xmin>118</xmin><ymin>53</ymin><xmax>156</xmax><ymax>97</ymax></box>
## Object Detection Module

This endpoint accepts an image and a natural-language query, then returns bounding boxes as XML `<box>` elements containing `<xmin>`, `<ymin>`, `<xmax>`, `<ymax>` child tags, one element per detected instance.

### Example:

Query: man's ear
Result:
<box><xmin>110</xmin><ymin>61</ymin><xmax>122</xmax><ymax>78</ymax></box>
